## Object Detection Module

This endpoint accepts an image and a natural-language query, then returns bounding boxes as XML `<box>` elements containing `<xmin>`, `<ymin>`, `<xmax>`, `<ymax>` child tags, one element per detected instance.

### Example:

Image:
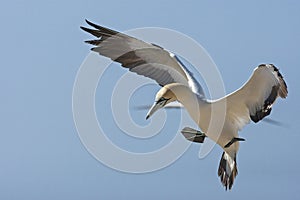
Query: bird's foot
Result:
<box><xmin>181</xmin><ymin>127</ymin><xmax>206</xmax><ymax>143</ymax></box>
<box><xmin>224</xmin><ymin>137</ymin><xmax>245</xmax><ymax>148</ymax></box>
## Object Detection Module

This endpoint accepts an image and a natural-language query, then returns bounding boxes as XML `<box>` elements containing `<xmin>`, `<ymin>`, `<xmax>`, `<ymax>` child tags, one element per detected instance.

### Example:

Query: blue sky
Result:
<box><xmin>1</xmin><ymin>0</ymin><xmax>300</xmax><ymax>199</ymax></box>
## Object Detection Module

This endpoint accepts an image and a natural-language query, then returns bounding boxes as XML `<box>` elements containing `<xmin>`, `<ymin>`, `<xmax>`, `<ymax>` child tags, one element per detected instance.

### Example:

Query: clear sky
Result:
<box><xmin>1</xmin><ymin>0</ymin><xmax>300</xmax><ymax>199</ymax></box>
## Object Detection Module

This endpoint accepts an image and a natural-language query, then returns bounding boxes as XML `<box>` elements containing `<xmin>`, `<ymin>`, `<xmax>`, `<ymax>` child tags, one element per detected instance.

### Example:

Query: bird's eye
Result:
<box><xmin>156</xmin><ymin>97</ymin><xmax>170</xmax><ymax>106</ymax></box>
<box><xmin>157</xmin><ymin>97</ymin><xmax>166</xmax><ymax>103</ymax></box>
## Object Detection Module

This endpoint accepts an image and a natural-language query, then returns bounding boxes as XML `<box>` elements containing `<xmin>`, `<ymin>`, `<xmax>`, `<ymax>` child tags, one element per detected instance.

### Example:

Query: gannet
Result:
<box><xmin>81</xmin><ymin>20</ymin><xmax>288</xmax><ymax>190</ymax></box>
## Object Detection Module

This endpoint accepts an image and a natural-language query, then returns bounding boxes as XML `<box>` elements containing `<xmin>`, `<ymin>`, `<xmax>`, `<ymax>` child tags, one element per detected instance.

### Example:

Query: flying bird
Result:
<box><xmin>81</xmin><ymin>20</ymin><xmax>288</xmax><ymax>190</ymax></box>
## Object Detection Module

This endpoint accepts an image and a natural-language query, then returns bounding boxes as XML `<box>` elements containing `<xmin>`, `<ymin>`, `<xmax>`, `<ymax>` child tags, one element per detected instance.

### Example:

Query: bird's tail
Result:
<box><xmin>218</xmin><ymin>152</ymin><xmax>238</xmax><ymax>190</ymax></box>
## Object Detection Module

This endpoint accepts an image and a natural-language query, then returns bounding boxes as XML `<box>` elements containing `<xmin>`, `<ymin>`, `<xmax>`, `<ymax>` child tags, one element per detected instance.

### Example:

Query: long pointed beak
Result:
<box><xmin>146</xmin><ymin>102</ymin><xmax>161</xmax><ymax>120</ymax></box>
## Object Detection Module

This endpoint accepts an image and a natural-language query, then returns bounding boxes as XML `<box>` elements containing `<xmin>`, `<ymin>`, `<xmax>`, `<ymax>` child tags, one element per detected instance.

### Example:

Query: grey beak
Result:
<box><xmin>146</xmin><ymin>102</ymin><xmax>161</xmax><ymax>120</ymax></box>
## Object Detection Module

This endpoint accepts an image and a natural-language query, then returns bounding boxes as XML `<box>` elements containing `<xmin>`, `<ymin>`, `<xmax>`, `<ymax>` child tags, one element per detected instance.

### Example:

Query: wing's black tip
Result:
<box><xmin>81</xmin><ymin>19</ymin><xmax>92</xmax><ymax>29</ymax></box>
<box><xmin>80</xmin><ymin>26</ymin><xmax>89</xmax><ymax>32</ymax></box>
<box><xmin>85</xmin><ymin>19</ymin><xmax>106</xmax><ymax>31</ymax></box>
<box><xmin>85</xmin><ymin>19</ymin><xmax>96</xmax><ymax>27</ymax></box>
<box><xmin>80</xmin><ymin>25</ymin><xmax>103</xmax><ymax>38</ymax></box>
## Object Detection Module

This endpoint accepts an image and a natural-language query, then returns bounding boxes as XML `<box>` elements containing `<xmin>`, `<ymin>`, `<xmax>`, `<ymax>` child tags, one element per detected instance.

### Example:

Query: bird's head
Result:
<box><xmin>146</xmin><ymin>84</ymin><xmax>178</xmax><ymax>120</ymax></box>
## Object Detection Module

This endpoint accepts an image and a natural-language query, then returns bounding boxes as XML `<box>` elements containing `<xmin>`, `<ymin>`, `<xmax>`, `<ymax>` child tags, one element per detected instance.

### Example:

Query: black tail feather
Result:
<box><xmin>218</xmin><ymin>152</ymin><xmax>238</xmax><ymax>190</ymax></box>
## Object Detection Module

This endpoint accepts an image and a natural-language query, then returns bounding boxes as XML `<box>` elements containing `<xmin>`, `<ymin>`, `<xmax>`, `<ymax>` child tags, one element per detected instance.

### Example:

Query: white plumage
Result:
<box><xmin>81</xmin><ymin>20</ymin><xmax>288</xmax><ymax>190</ymax></box>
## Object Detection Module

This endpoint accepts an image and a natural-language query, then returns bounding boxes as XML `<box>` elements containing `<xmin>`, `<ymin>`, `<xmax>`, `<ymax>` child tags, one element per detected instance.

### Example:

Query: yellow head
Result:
<box><xmin>146</xmin><ymin>83</ymin><xmax>181</xmax><ymax>119</ymax></box>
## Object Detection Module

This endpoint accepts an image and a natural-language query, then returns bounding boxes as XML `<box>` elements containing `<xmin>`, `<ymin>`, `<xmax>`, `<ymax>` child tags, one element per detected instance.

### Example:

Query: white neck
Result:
<box><xmin>171</xmin><ymin>84</ymin><xmax>211</xmax><ymax>132</ymax></box>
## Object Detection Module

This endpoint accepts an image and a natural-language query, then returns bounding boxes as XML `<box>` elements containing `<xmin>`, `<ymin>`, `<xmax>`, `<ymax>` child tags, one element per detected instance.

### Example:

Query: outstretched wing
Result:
<box><xmin>81</xmin><ymin>20</ymin><xmax>205</xmax><ymax>98</ymax></box>
<box><xmin>226</xmin><ymin>64</ymin><xmax>288</xmax><ymax>130</ymax></box>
